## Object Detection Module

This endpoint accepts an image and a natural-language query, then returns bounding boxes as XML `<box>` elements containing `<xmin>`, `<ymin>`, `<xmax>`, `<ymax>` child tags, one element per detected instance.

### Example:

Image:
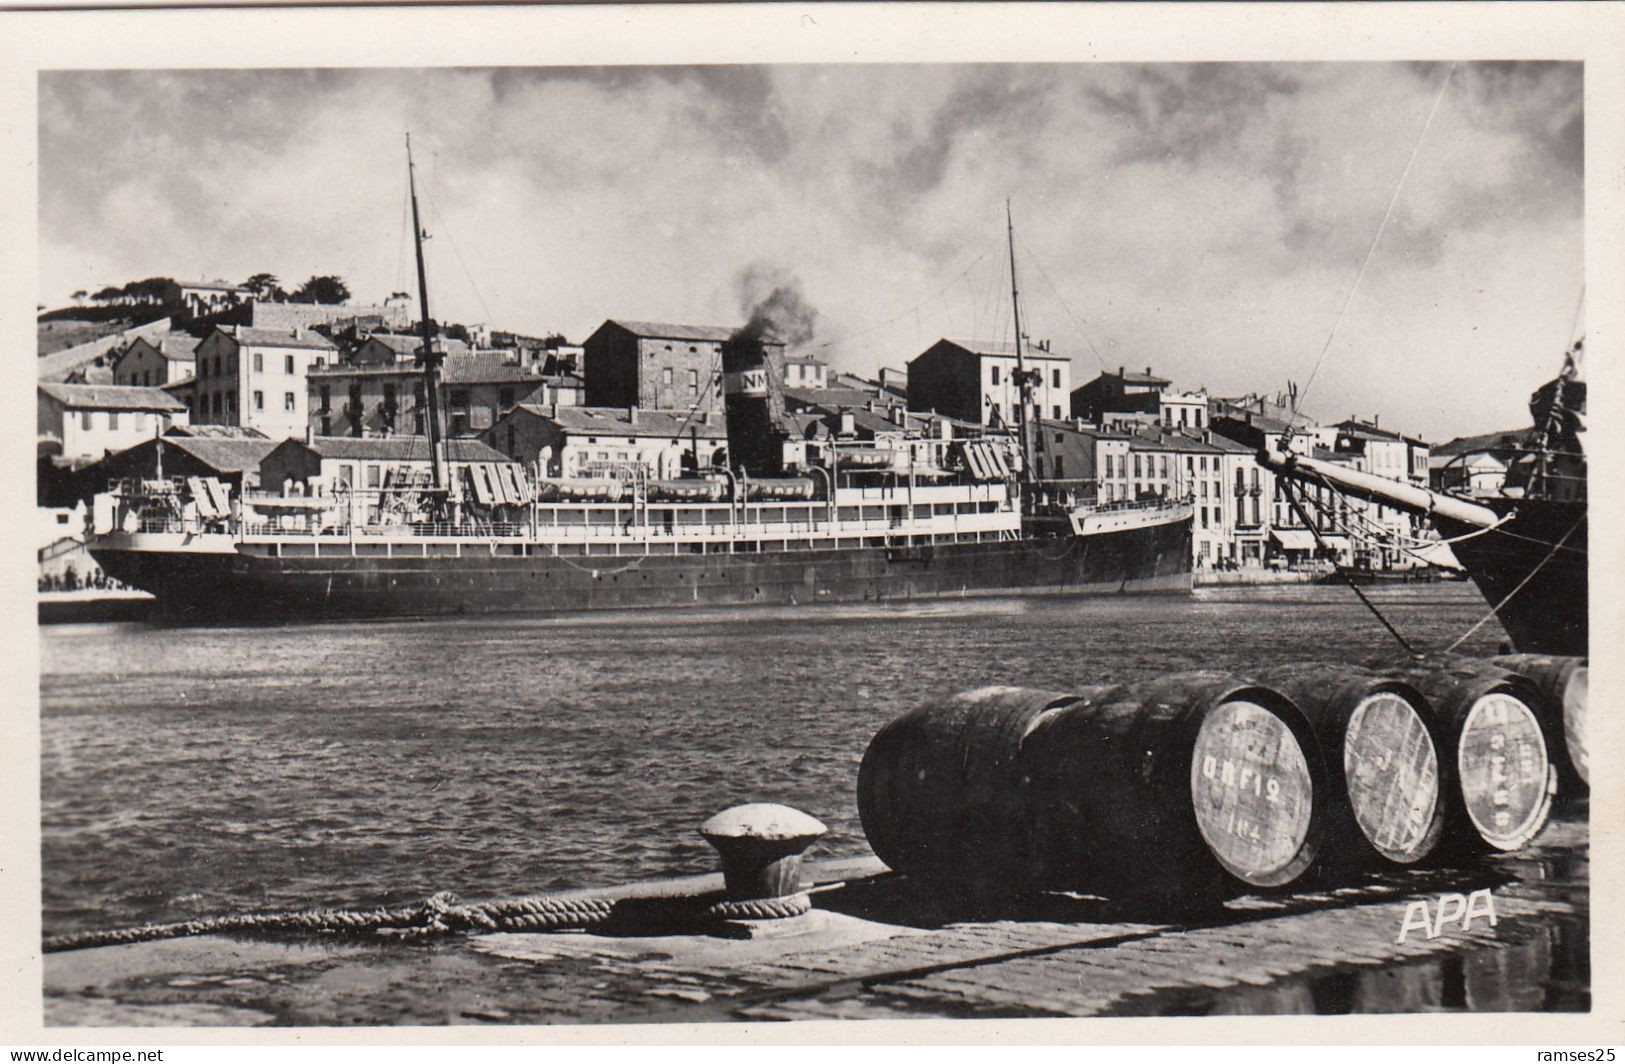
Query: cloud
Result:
<box><xmin>38</xmin><ymin>61</ymin><xmax>1582</xmax><ymax>439</ymax></box>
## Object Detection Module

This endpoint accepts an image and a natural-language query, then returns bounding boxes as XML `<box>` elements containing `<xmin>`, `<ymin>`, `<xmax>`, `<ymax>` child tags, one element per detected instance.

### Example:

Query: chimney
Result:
<box><xmin>305</xmin><ymin>423</ymin><xmax>315</xmax><ymax>445</ymax></box>
<box><xmin>1119</xmin><ymin>365</ymin><xmax>1125</xmax><ymax>379</ymax></box>
<box><xmin>1145</xmin><ymin>366</ymin><xmax>1152</xmax><ymax>377</ymax></box>
<box><xmin>1374</xmin><ymin>414</ymin><xmax>1380</xmax><ymax>428</ymax></box>
<box><xmin>701</xmin><ymin>411</ymin><xmax>712</xmax><ymax>426</ymax></box>
<box><xmin>867</xmin><ymin>400</ymin><xmax>877</xmax><ymax>413</ymax></box>
<box><xmin>293</xmin><ymin>325</ymin><xmax>303</xmax><ymax>340</ymax></box>
<box><xmin>628</xmin><ymin>405</ymin><xmax>638</xmax><ymax>426</ymax></box>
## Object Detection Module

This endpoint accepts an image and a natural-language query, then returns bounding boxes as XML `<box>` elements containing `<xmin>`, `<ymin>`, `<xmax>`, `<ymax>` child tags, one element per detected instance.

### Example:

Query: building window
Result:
<box><xmin>1052</xmin><ymin>405</ymin><xmax>1061</xmax><ymax>419</ymax></box>
<box><xmin>1054</xmin><ymin>455</ymin><xmax>1065</xmax><ymax>478</ymax></box>
<box><xmin>253</xmin><ymin>353</ymin><xmax>264</xmax><ymax>373</ymax></box>
<box><xmin>108</xmin><ymin>412</ymin><xmax>119</xmax><ymax>430</ymax></box>
<box><xmin>662</xmin><ymin>367</ymin><xmax>673</xmax><ymax>387</ymax></box>
<box><xmin>135</xmin><ymin>412</ymin><xmax>147</xmax><ymax>432</ymax></box>
<box><xmin>284</xmin><ymin>392</ymin><xmax>296</xmax><ymax>412</ymax></box>
<box><xmin>254</xmin><ymin>390</ymin><xmax>265</xmax><ymax>411</ymax></box>
<box><xmin>367</xmin><ymin>465</ymin><xmax>382</xmax><ymax>489</ymax></box>
<box><xmin>320</xmin><ymin>385</ymin><xmax>331</xmax><ymax>412</ymax></box>
<box><xmin>320</xmin><ymin>417</ymin><xmax>331</xmax><ymax>436</ymax></box>
<box><xmin>81</xmin><ymin>411</ymin><xmax>93</xmax><ymax>431</ymax></box>
<box><xmin>1052</xmin><ymin>368</ymin><xmax>1061</xmax><ymax>388</ymax></box>
<box><xmin>499</xmin><ymin>386</ymin><xmax>515</xmax><ymax>410</ymax></box>
<box><xmin>284</xmin><ymin>355</ymin><xmax>295</xmax><ymax>374</ymax></box>
<box><xmin>227</xmin><ymin>393</ymin><xmax>236</xmax><ymax>413</ymax></box>
<box><xmin>688</xmin><ymin>369</ymin><xmax>698</xmax><ymax>395</ymax></box>
<box><xmin>990</xmin><ymin>365</ymin><xmax>1000</xmax><ymax>386</ymax></box>
<box><xmin>214</xmin><ymin>356</ymin><xmax>222</xmax><ymax>377</ymax></box>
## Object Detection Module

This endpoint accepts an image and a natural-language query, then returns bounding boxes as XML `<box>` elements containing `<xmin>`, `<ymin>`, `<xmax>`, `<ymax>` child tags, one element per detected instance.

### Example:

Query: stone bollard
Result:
<box><xmin>700</xmin><ymin>803</ymin><xmax>827</xmax><ymax>903</ymax></box>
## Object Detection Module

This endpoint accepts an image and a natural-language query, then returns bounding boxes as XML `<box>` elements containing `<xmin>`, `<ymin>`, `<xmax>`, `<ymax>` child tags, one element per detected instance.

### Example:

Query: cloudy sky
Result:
<box><xmin>39</xmin><ymin>62</ymin><xmax>1581</xmax><ymax>440</ymax></box>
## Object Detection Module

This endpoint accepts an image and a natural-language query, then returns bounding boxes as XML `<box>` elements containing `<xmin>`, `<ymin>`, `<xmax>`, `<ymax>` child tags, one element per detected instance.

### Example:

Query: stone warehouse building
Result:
<box><xmin>583</xmin><ymin>320</ymin><xmax>783</xmax><ymax>413</ymax></box>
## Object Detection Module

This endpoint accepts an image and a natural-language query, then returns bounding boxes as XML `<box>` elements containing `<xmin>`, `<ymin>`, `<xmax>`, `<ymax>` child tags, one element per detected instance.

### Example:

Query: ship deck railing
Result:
<box><xmin>235</xmin><ymin>509</ymin><xmax>1023</xmax><ymax>545</ymax></box>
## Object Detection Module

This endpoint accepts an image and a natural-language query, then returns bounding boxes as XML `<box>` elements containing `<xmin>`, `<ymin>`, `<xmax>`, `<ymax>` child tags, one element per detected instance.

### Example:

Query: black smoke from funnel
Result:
<box><xmin>733</xmin><ymin>263</ymin><xmax>818</xmax><ymax>348</ymax></box>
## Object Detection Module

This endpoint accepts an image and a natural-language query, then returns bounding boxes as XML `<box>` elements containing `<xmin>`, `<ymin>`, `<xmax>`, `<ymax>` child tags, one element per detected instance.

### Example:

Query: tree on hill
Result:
<box><xmin>126</xmin><ymin>277</ymin><xmax>176</xmax><ymax>305</ymax></box>
<box><xmin>291</xmin><ymin>275</ymin><xmax>351</xmax><ymax>305</ymax></box>
<box><xmin>243</xmin><ymin>273</ymin><xmax>282</xmax><ymax>301</ymax></box>
<box><xmin>71</xmin><ymin>290</ymin><xmax>87</xmax><ymax>306</ymax></box>
<box><xmin>91</xmin><ymin>286</ymin><xmax>124</xmax><ymax>305</ymax></box>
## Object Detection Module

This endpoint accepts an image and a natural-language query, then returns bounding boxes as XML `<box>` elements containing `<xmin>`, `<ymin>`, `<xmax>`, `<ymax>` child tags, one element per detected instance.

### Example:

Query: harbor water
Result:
<box><xmin>40</xmin><ymin>583</ymin><xmax>1512</xmax><ymax>939</ymax></box>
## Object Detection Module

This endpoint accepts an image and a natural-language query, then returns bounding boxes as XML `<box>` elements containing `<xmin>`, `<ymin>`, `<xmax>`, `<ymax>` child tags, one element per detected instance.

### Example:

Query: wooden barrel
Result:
<box><xmin>1257</xmin><ymin>664</ymin><xmax>1445</xmax><ymax>867</ymax></box>
<box><xmin>1025</xmin><ymin>672</ymin><xmax>1325</xmax><ymax>900</ymax></box>
<box><xmin>856</xmin><ymin>685</ymin><xmax>1093</xmax><ymax>900</ymax></box>
<box><xmin>1399</xmin><ymin>662</ymin><xmax>1555</xmax><ymax>852</ymax></box>
<box><xmin>1492</xmin><ymin>654</ymin><xmax>1588</xmax><ymax>793</ymax></box>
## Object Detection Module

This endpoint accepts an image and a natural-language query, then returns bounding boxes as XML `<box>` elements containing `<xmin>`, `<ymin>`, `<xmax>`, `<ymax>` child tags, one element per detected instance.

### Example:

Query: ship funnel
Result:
<box><xmin>721</xmin><ymin>331</ymin><xmax>789</xmax><ymax>477</ymax></box>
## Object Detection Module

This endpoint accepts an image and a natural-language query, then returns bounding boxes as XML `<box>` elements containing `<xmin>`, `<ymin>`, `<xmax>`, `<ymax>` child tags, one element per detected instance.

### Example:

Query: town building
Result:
<box><xmin>307</xmin><ymin>351</ymin><xmax>562</xmax><ymax>439</ymax></box>
<box><xmin>111</xmin><ymin>333</ymin><xmax>201</xmax><ymax>389</ymax></box>
<box><xmin>906</xmin><ymin>338</ymin><xmax>1072</xmax><ymax>428</ymax></box>
<box><xmin>1032</xmin><ymin>420</ymin><xmax>1130</xmax><ymax>495</ymax></box>
<box><xmin>167</xmin><ymin>280</ymin><xmax>250</xmax><ymax>319</ymax></box>
<box><xmin>783</xmin><ymin>356</ymin><xmax>829</xmax><ymax>390</ymax></box>
<box><xmin>583</xmin><ymin>320</ymin><xmax>761</xmax><ymax>412</ymax></box>
<box><xmin>1430</xmin><ymin>429</ymin><xmax>1530</xmax><ymax>497</ymax></box>
<box><xmin>481</xmin><ymin>404</ymin><xmax>729</xmax><ymax>480</ymax></box>
<box><xmin>1316</xmin><ymin>418</ymin><xmax>1432</xmax><ymax>569</ymax></box>
<box><xmin>1071</xmin><ymin>366</ymin><xmax>1209</xmax><ymax>430</ymax></box>
<box><xmin>191</xmin><ymin>325</ymin><xmax>338</xmax><ymax>438</ymax></box>
<box><xmin>38</xmin><ymin>383</ymin><xmax>190</xmax><ymax>464</ymax></box>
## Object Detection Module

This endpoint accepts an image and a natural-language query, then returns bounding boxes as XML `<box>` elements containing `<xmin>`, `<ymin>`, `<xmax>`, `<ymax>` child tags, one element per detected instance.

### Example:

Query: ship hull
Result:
<box><xmin>92</xmin><ymin>518</ymin><xmax>1193</xmax><ymax>624</ymax></box>
<box><xmin>1435</xmin><ymin>499</ymin><xmax>1587</xmax><ymax>657</ymax></box>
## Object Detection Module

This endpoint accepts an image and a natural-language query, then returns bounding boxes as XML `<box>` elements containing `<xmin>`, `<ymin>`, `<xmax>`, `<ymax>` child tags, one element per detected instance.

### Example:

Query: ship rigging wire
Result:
<box><xmin>1279</xmin><ymin>477</ymin><xmax>1419</xmax><ymax>657</ymax></box>
<box><xmin>1287</xmin><ymin>61</ymin><xmax>1458</xmax><ymax>441</ymax></box>
<box><xmin>1441</xmin><ymin>512</ymin><xmax>1585</xmax><ymax>655</ymax></box>
<box><xmin>1023</xmin><ymin>246</ymin><xmax>1111</xmax><ymax>374</ymax></box>
<box><xmin>810</xmin><ymin>251</ymin><xmax>988</xmax><ymax>354</ymax></box>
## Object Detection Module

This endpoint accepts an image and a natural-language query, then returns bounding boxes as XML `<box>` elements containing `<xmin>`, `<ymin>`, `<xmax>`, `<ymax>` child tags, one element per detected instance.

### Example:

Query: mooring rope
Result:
<box><xmin>42</xmin><ymin>886</ymin><xmax>813</xmax><ymax>954</ymax></box>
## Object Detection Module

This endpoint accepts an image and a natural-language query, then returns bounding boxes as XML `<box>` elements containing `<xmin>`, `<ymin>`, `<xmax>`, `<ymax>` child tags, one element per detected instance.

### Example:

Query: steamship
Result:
<box><xmin>86</xmin><ymin>151</ymin><xmax>1194</xmax><ymax>624</ymax></box>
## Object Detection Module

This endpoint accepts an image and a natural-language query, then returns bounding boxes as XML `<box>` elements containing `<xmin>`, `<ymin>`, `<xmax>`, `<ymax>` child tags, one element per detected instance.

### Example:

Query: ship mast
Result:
<box><xmin>1005</xmin><ymin>200</ymin><xmax>1041</xmax><ymax>486</ymax></box>
<box><xmin>407</xmin><ymin>133</ymin><xmax>449</xmax><ymax>493</ymax></box>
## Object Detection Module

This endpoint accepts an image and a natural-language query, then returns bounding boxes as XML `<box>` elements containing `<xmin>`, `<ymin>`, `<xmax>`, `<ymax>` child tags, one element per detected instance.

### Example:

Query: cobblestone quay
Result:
<box><xmin>44</xmin><ymin>809</ymin><xmax>1586</xmax><ymax>1025</ymax></box>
